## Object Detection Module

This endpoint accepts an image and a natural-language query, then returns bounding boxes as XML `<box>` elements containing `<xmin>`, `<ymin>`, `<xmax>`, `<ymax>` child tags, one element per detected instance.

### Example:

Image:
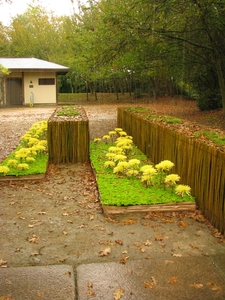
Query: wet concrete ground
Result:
<box><xmin>0</xmin><ymin>106</ymin><xmax>225</xmax><ymax>299</ymax></box>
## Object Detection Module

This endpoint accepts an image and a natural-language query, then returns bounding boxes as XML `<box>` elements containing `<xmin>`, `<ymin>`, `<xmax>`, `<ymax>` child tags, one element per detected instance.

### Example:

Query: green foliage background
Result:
<box><xmin>1</xmin><ymin>0</ymin><xmax>225</xmax><ymax>111</ymax></box>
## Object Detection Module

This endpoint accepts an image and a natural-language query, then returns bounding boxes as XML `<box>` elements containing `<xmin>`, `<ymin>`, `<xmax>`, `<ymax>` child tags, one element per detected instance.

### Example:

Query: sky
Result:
<box><xmin>0</xmin><ymin>0</ymin><xmax>82</xmax><ymax>25</ymax></box>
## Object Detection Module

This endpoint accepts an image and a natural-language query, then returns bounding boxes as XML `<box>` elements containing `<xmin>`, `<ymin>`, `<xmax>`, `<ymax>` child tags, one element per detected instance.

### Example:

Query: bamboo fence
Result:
<box><xmin>48</xmin><ymin>108</ymin><xmax>90</xmax><ymax>164</ymax></box>
<box><xmin>117</xmin><ymin>107</ymin><xmax>225</xmax><ymax>234</ymax></box>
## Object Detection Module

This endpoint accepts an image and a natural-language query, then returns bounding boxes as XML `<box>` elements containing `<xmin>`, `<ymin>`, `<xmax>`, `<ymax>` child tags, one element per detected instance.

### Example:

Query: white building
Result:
<box><xmin>0</xmin><ymin>58</ymin><xmax>69</xmax><ymax>106</ymax></box>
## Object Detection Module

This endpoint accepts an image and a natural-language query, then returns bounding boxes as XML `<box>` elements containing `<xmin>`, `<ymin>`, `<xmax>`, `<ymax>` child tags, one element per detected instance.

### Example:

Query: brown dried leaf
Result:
<box><xmin>29</xmin><ymin>234</ymin><xmax>39</xmax><ymax>244</ymax></box>
<box><xmin>151</xmin><ymin>276</ymin><xmax>157</xmax><ymax>286</ymax></box>
<box><xmin>122</xmin><ymin>218</ymin><xmax>136</xmax><ymax>225</ymax></box>
<box><xmin>178</xmin><ymin>221</ymin><xmax>188</xmax><ymax>228</ymax></box>
<box><xmin>143</xmin><ymin>281</ymin><xmax>153</xmax><ymax>289</ymax></box>
<box><xmin>191</xmin><ymin>283</ymin><xmax>203</xmax><ymax>289</ymax></box>
<box><xmin>114</xmin><ymin>286</ymin><xmax>124</xmax><ymax>300</ymax></box>
<box><xmin>0</xmin><ymin>296</ymin><xmax>13</xmax><ymax>300</ymax></box>
<box><xmin>115</xmin><ymin>239</ymin><xmax>123</xmax><ymax>245</ymax></box>
<box><xmin>206</xmin><ymin>282</ymin><xmax>221</xmax><ymax>291</ymax></box>
<box><xmin>144</xmin><ymin>240</ymin><xmax>152</xmax><ymax>246</ymax></box>
<box><xmin>168</xmin><ymin>276</ymin><xmax>178</xmax><ymax>284</ymax></box>
<box><xmin>119</xmin><ymin>256</ymin><xmax>129</xmax><ymax>264</ymax></box>
<box><xmin>165</xmin><ymin>260</ymin><xmax>174</xmax><ymax>264</ymax></box>
<box><xmin>0</xmin><ymin>259</ymin><xmax>7</xmax><ymax>266</ymax></box>
<box><xmin>155</xmin><ymin>234</ymin><xmax>164</xmax><ymax>241</ymax></box>
<box><xmin>57</xmin><ymin>258</ymin><xmax>67</xmax><ymax>262</ymax></box>
<box><xmin>99</xmin><ymin>248</ymin><xmax>111</xmax><ymax>256</ymax></box>
<box><xmin>172</xmin><ymin>253</ymin><xmax>182</xmax><ymax>257</ymax></box>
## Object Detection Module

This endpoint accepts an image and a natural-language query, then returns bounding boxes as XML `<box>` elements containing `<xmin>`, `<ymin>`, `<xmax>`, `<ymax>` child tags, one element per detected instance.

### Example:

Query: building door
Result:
<box><xmin>6</xmin><ymin>78</ymin><xmax>23</xmax><ymax>105</ymax></box>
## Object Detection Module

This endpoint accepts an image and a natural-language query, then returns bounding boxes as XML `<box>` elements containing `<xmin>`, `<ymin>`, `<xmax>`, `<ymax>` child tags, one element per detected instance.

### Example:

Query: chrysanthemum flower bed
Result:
<box><xmin>0</xmin><ymin>120</ymin><xmax>48</xmax><ymax>177</ymax></box>
<box><xmin>90</xmin><ymin>128</ymin><xmax>195</xmax><ymax>207</ymax></box>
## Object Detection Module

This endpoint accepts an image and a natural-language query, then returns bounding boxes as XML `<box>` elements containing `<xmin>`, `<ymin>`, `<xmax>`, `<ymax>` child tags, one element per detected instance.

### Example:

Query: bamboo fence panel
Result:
<box><xmin>118</xmin><ymin>108</ymin><xmax>225</xmax><ymax>234</ymax></box>
<box><xmin>48</xmin><ymin>109</ymin><xmax>90</xmax><ymax>164</ymax></box>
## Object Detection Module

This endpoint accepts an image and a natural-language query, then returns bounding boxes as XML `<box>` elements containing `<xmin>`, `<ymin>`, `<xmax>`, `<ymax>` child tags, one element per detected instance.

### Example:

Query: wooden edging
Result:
<box><xmin>102</xmin><ymin>202</ymin><xmax>196</xmax><ymax>215</ymax></box>
<box><xmin>0</xmin><ymin>173</ymin><xmax>46</xmax><ymax>182</ymax></box>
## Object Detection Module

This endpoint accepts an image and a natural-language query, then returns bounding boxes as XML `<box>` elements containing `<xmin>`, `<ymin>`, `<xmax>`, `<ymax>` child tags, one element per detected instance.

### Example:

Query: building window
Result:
<box><xmin>38</xmin><ymin>78</ymin><xmax>55</xmax><ymax>85</ymax></box>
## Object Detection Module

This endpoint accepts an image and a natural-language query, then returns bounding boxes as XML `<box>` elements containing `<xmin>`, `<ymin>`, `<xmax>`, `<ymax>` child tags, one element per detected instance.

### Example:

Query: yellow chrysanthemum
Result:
<box><xmin>126</xmin><ymin>170</ymin><xmax>139</xmax><ymax>176</ymax></box>
<box><xmin>105</xmin><ymin>153</ymin><xmax>117</xmax><ymax>160</ymax></box>
<box><xmin>114</xmin><ymin>154</ymin><xmax>127</xmax><ymax>162</ymax></box>
<box><xmin>0</xmin><ymin>166</ymin><xmax>10</xmax><ymax>174</ymax></box>
<box><xmin>108</xmin><ymin>131</ymin><xmax>117</xmax><ymax>136</ymax></box>
<box><xmin>165</xmin><ymin>174</ymin><xmax>180</xmax><ymax>185</ymax></box>
<box><xmin>175</xmin><ymin>185</ymin><xmax>191</xmax><ymax>197</ymax></box>
<box><xmin>26</xmin><ymin>157</ymin><xmax>36</xmax><ymax>162</ymax></box>
<box><xmin>155</xmin><ymin>160</ymin><xmax>174</xmax><ymax>171</ymax></box>
<box><xmin>128</xmin><ymin>159</ymin><xmax>140</xmax><ymax>166</ymax></box>
<box><xmin>103</xmin><ymin>135</ymin><xmax>110</xmax><ymax>140</ymax></box>
<box><xmin>94</xmin><ymin>138</ymin><xmax>101</xmax><ymax>142</ymax></box>
<box><xmin>17</xmin><ymin>163</ymin><xmax>29</xmax><ymax>170</ymax></box>
<box><xmin>117</xmin><ymin>161</ymin><xmax>130</xmax><ymax>169</ymax></box>
<box><xmin>7</xmin><ymin>159</ymin><xmax>18</xmax><ymax>167</ymax></box>
<box><xmin>104</xmin><ymin>161</ymin><xmax>116</xmax><ymax>168</ymax></box>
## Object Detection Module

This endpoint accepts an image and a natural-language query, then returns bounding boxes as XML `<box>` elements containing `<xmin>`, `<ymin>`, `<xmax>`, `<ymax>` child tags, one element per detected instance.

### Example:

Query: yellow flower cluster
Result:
<box><xmin>0</xmin><ymin>166</ymin><xmax>10</xmax><ymax>174</ymax></box>
<box><xmin>0</xmin><ymin>120</ymin><xmax>47</xmax><ymax>175</ymax></box>
<box><xmin>175</xmin><ymin>185</ymin><xmax>191</xmax><ymax>197</ymax></box>
<box><xmin>95</xmin><ymin>127</ymin><xmax>192</xmax><ymax>198</ymax></box>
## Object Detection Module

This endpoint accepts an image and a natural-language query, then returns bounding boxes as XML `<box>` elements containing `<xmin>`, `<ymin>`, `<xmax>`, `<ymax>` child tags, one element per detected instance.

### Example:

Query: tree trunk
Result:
<box><xmin>215</xmin><ymin>57</ymin><xmax>225</xmax><ymax>116</ymax></box>
<box><xmin>150</xmin><ymin>77</ymin><xmax>157</xmax><ymax>101</ymax></box>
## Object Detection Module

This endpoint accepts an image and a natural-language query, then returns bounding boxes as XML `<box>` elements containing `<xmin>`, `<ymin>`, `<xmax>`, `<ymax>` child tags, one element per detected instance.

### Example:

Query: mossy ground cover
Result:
<box><xmin>90</xmin><ymin>137</ymin><xmax>195</xmax><ymax>206</ymax></box>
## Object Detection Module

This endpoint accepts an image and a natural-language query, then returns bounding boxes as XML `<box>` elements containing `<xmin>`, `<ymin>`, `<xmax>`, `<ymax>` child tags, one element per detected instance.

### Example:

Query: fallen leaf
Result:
<box><xmin>191</xmin><ymin>283</ymin><xmax>203</xmax><ymax>289</ymax></box>
<box><xmin>57</xmin><ymin>258</ymin><xmax>67</xmax><ymax>262</ymax></box>
<box><xmin>4</xmin><ymin>279</ymin><xmax>12</xmax><ymax>285</ymax></box>
<box><xmin>87</xmin><ymin>287</ymin><xmax>96</xmax><ymax>297</ymax></box>
<box><xmin>0</xmin><ymin>259</ymin><xmax>7</xmax><ymax>266</ymax></box>
<box><xmin>155</xmin><ymin>234</ymin><xmax>164</xmax><ymax>241</ymax></box>
<box><xmin>67</xmin><ymin>220</ymin><xmax>73</xmax><ymax>224</ymax></box>
<box><xmin>162</xmin><ymin>218</ymin><xmax>174</xmax><ymax>223</ymax></box>
<box><xmin>165</xmin><ymin>260</ymin><xmax>174</xmax><ymax>264</ymax></box>
<box><xmin>114</xmin><ymin>286</ymin><xmax>124</xmax><ymax>300</ymax></box>
<box><xmin>172</xmin><ymin>253</ymin><xmax>182</xmax><ymax>257</ymax></box>
<box><xmin>141</xmin><ymin>222</ymin><xmax>149</xmax><ymax>226</ymax></box>
<box><xmin>206</xmin><ymin>282</ymin><xmax>221</xmax><ymax>291</ymax></box>
<box><xmin>29</xmin><ymin>234</ymin><xmax>39</xmax><ymax>244</ymax></box>
<box><xmin>168</xmin><ymin>276</ymin><xmax>178</xmax><ymax>284</ymax></box>
<box><xmin>0</xmin><ymin>296</ymin><xmax>13</xmax><ymax>300</ymax></box>
<box><xmin>119</xmin><ymin>256</ymin><xmax>129</xmax><ymax>264</ymax></box>
<box><xmin>151</xmin><ymin>276</ymin><xmax>157</xmax><ymax>286</ymax></box>
<box><xmin>99</xmin><ymin>248</ymin><xmax>111</xmax><ymax>256</ymax></box>
<box><xmin>144</xmin><ymin>240</ymin><xmax>152</xmax><ymax>246</ymax></box>
<box><xmin>115</xmin><ymin>239</ymin><xmax>123</xmax><ymax>245</ymax></box>
<box><xmin>98</xmin><ymin>227</ymin><xmax>105</xmax><ymax>231</ymax></box>
<box><xmin>30</xmin><ymin>252</ymin><xmax>39</xmax><ymax>257</ymax></box>
<box><xmin>122</xmin><ymin>218</ymin><xmax>136</xmax><ymax>225</ymax></box>
<box><xmin>178</xmin><ymin>221</ymin><xmax>188</xmax><ymax>228</ymax></box>
<box><xmin>143</xmin><ymin>281</ymin><xmax>153</xmax><ymax>289</ymax></box>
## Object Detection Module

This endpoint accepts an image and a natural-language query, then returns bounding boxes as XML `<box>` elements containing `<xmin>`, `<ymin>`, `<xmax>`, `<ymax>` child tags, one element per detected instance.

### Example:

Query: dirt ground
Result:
<box><xmin>0</xmin><ymin>102</ymin><xmax>224</xmax><ymax>278</ymax></box>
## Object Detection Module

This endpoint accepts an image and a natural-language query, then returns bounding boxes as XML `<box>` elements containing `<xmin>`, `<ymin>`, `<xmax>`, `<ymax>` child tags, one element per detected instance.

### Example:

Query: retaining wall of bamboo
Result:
<box><xmin>48</xmin><ymin>108</ymin><xmax>89</xmax><ymax>164</ymax></box>
<box><xmin>117</xmin><ymin>107</ymin><xmax>225</xmax><ymax>234</ymax></box>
